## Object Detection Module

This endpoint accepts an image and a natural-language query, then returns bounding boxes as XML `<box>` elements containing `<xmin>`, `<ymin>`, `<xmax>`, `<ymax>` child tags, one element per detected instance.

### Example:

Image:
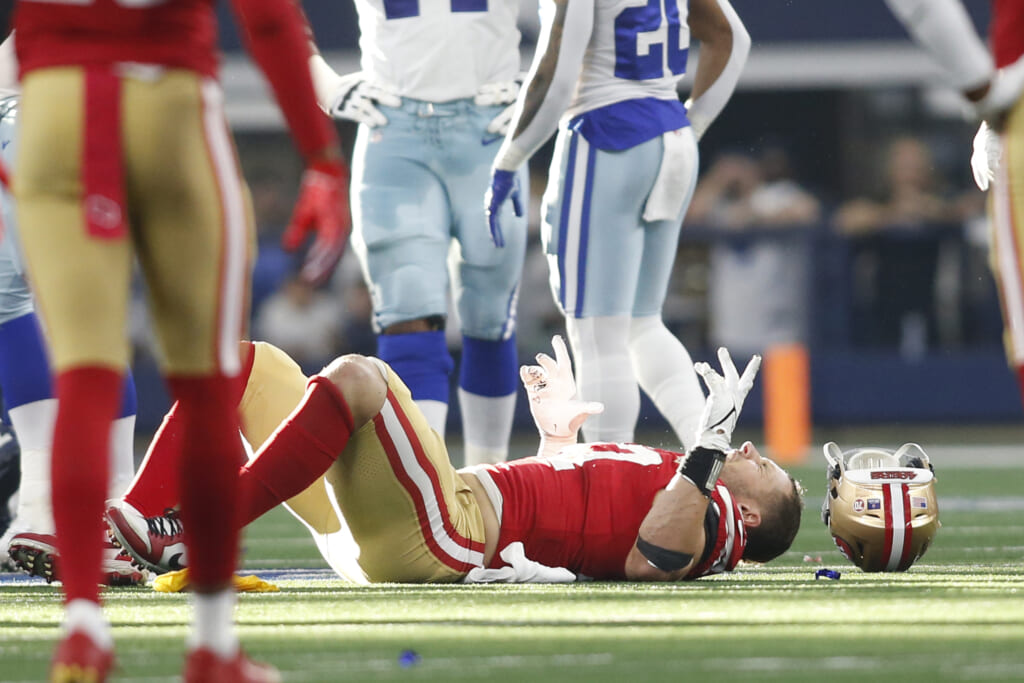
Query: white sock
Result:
<box><xmin>458</xmin><ymin>389</ymin><xmax>515</xmax><ymax>465</ymax></box>
<box><xmin>415</xmin><ymin>399</ymin><xmax>448</xmax><ymax>438</ymax></box>
<box><xmin>108</xmin><ymin>415</ymin><xmax>137</xmax><ymax>500</ymax></box>
<box><xmin>566</xmin><ymin>316</ymin><xmax>639</xmax><ymax>444</ymax></box>
<box><xmin>63</xmin><ymin>599</ymin><xmax>112</xmax><ymax>650</ymax></box>
<box><xmin>629</xmin><ymin>316</ymin><xmax>706</xmax><ymax>451</ymax></box>
<box><xmin>8</xmin><ymin>398</ymin><xmax>57</xmax><ymax>533</ymax></box>
<box><xmin>188</xmin><ymin>589</ymin><xmax>239</xmax><ymax>658</ymax></box>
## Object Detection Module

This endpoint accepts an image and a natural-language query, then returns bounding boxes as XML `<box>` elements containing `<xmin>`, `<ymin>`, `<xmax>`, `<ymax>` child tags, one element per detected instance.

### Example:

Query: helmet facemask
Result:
<box><xmin>822</xmin><ymin>442</ymin><xmax>939</xmax><ymax>572</ymax></box>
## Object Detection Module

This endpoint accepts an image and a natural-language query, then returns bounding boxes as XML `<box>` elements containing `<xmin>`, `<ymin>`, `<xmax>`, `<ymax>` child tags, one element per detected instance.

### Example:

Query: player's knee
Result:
<box><xmin>319</xmin><ymin>354</ymin><xmax>387</xmax><ymax>425</ymax></box>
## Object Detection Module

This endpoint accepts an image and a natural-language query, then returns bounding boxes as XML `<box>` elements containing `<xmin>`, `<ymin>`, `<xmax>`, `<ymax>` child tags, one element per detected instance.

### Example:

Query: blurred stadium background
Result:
<box><xmin>118</xmin><ymin>0</ymin><xmax>1022</xmax><ymax>459</ymax></box>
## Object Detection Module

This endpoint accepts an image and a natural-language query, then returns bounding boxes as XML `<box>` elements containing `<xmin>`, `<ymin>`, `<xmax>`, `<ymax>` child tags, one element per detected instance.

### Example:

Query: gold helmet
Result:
<box><xmin>821</xmin><ymin>442</ymin><xmax>939</xmax><ymax>572</ymax></box>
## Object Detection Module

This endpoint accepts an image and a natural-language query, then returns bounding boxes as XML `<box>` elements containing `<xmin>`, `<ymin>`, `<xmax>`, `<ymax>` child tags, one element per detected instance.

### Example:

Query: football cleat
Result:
<box><xmin>103</xmin><ymin>545</ymin><xmax>149</xmax><ymax>587</ymax></box>
<box><xmin>105</xmin><ymin>502</ymin><xmax>187</xmax><ymax>575</ymax></box>
<box><xmin>183</xmin><ymin>648</ymin><xmax>281</xmax><ymax>683</ymax></box>
<box><xmin>8</xmin><ymin>532</ymin><xmax>148</xmax><ymax>586</ymax></box>
<box><xmin>49</xmin><ymin>630</ymin><xmax>114</xmax><ymax>683</ymax></box>
<box><xmin>9</xmin><ymin>531</ymin><xmax>58</xmax><ymax>581</ymax></box>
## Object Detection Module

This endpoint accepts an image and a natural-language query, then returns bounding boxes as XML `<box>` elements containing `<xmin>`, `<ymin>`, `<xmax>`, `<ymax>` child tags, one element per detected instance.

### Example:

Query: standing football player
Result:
<box><xmin>306</xmin><ymin>0</ymin><xmax>528</xmax><ymax>465</ymax></box>
<box><xmin>887</xmin><ymin>0</ymin><xmax>1024</xmax><ymax>408</ymax></box>
<box><xmin>0</xmin><ymin>35</ymin><xmax>142</xmax><ymax>586</ymax></box>
<box><xmin>9</xmin><ymin>0</ymin><xmax>349</xmax><ymax>679</ymax></box>
<box><xmin>485</xmin><ymin>0</ymin><xmax>749</xmax><ymax>448</ymax></box>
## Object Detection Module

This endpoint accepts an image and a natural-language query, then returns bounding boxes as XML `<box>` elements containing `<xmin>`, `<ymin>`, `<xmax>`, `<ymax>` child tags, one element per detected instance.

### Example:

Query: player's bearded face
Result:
<box><xmin>719</xmin><ymin>442</ymin><xmax>791</xmax><ymax>506</ymax></box>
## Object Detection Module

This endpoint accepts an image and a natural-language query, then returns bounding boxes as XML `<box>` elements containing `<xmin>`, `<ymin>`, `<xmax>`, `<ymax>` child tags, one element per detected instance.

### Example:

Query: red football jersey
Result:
<box><xmin>991</xmin><ymin>0</ymin><xmax>1024</xmax><ymax>68</ymax></box>
<box><xmin>481</xmin><ymin>443</ymin><xmax>746</xmax><ymax>580</ymax></box>
<box><xmin>15</xmin><ymin>0</ymin><xmax>219</xmax><ymax>76</ymax></box>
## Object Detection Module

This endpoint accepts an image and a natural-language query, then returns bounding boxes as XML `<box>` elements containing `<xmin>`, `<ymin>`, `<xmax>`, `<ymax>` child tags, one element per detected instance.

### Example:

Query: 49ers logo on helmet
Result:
<box><xmin>870</xmin><ymin>470</ymin><xmax>918</xmax><ymax>480</ymax></box>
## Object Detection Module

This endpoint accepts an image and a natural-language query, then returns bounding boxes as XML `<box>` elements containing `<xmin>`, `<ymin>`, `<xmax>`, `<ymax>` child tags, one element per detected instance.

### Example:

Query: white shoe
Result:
<box><xmin>105</xmin><ymin>500</ymin><xmax>187</xmax><ymax>575</ymax></box>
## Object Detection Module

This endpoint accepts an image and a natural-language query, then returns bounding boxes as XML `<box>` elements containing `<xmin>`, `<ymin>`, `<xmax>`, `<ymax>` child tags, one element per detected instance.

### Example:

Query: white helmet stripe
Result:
<box><xmin>883</xmin><ymin>483</ymin><xmax>911</xmax><ymax>571</ymax></box>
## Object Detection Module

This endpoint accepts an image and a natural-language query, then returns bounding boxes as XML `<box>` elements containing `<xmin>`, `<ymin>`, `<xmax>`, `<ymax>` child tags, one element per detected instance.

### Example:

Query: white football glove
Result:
<box><xmin>971</xmin><ymin>120</ymin><xmax>1001</xmax><ymax>191</ymax></box>
<box><xmin>521</xmin><ymin>335</ymin><xmax>603</xmax><ymax>444</ymax></box>
<box><xmin>462</xmin><ymin>542</ymin><xmax>577</xmax><ymax>584</ymax></box>
<box><xmin>321</xmin><ymin>70</ymin><xmax>402</xmax><ymax>128</ymax></box>
<box><xmin>693</xmin><ymin>348</ymin><xmax>761</xmax><ymax>453</ymax></box>
<box><xmin>973</xmin><ymin>55</ymin><xmax>1024</xmax><ymax>123</ymax></box>
<box><xmin>476</xmin><ymin>75</ymin><xmax>524</xmax><ymax>136</ymax></box>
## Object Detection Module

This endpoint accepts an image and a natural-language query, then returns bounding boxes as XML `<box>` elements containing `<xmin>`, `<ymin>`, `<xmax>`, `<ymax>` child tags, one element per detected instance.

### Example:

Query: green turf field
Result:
<box><xmin>3</xmin><ymin>457</ymin><xmax>1024</xmax><ymax>682</ymax></box>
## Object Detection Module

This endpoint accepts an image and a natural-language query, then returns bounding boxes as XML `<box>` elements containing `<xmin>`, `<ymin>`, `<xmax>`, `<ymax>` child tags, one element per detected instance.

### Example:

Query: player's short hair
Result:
<box><xmin>742</xmin><ymin>475</ymin><xmax>804</xmax><ymax>563</ymax></box>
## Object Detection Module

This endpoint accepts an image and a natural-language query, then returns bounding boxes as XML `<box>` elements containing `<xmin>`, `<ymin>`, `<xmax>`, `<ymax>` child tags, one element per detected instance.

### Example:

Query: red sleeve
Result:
<box><xmin>230</xmin><ymin>0</ymin><xmax>338</xmax><ymax>161</ymax></box>
<box><xmin>684</xmin><ymin>484</ymin><xmax>746</xmax><ymax>580</ymax></box>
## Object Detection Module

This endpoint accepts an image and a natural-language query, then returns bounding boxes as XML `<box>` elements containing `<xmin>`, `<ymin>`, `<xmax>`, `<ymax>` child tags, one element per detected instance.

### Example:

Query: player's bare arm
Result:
<box><xmin>510</xmin><ymin>0</ymin><xmax>569</xmax><ymax>140</ymax></box>
<box><xmin>486</xmin><ymin>0</ymin><xmax>592</xmax><ymax>243</ymax></box>
<box><xmin>688</xmin><ymin>0</ymin><xmax>736</xmax><ymax>103</ymax></box>
<box><xmin>491</xmin><ymin>0</ymin><xmax>592</xmax><ymax>172</ymax></box>
<box><xmin>625</xmin><ymin>349</ymin><xmax>761</xmax><ymax>581</ymax></box>
<box><xmin>625</xmin><ymin>477</ymin><xmax>709</xmax><ymax>581</ymax></box>
<box><xmin>683</xmin><ymin>0</ymin><xmax>749</xmax><ymax>139</ymax></box>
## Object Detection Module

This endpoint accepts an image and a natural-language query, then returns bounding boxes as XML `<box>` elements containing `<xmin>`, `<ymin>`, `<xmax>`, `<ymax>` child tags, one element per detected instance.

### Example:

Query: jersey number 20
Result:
<box><xmin>614</xmin><ymin>0</ymin><xmax>688</xmax><ymax>81</ymax></box>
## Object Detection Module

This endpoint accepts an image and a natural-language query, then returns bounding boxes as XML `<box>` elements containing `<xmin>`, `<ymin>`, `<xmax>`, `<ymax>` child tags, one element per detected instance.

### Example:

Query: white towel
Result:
<box><xmin>642</xmin><ymin>127</ymin><xmax>698</xmax><ymax>222</ymax></box>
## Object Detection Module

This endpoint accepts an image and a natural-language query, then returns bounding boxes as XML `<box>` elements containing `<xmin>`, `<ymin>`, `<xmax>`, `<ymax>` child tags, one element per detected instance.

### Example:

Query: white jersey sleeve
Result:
<box><xmin>883</xmin><ymin>0</ymin><xmax>992</xmax><ymax>92</ymax></box>
<box><xmin>355</xmin><ymin>0</ymin><xmax>522</xmax><ymax>102</ymax></box>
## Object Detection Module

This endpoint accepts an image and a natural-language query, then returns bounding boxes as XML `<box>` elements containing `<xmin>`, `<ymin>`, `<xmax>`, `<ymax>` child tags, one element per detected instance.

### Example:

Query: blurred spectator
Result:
<box><xmin>687</xmin><ymin>146</ymin><xmax>820</xmax><ymax>357</ymax></box>
<box><xmin>255</xmin><ymin>274</ymin><xmax>341</xmax><ymax>366</ymax></box>
<box><xmin>249</xmin><ymin>176</ymin><xmax>300</xmax><ymax>317</ymax></box>
<box><xmin>833</xmin><ymin>135</ymin><xmax>976</xmax><ymax>354</ymax></box>
<box><xmin>834</xmin><ymin>136</ymin><xmax>973</xmax><ymax>234</ymax></box>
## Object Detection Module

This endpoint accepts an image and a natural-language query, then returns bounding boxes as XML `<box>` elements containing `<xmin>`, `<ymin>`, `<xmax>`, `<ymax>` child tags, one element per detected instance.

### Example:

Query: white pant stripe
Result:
<box><xmin>380</xmin><ymin>398</ymin><xmax>485</xmax><ymax>568</ymax></box>
<box><xmin>561</xmin><ymin>134</ymin><xmax>591</xmax><ymax>315</ymax></box>
<box><xmin>200</xmin><ymin>79</ymin><xmax>245</xmax><ymax>375</ymax></box>
<box><xmin>885</xmin><ymin>483</ymin><xmax>908</xmax><ymax>571</ymax></box>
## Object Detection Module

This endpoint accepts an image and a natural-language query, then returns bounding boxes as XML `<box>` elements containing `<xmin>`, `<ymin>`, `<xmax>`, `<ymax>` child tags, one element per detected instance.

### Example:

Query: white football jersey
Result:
<box><xmin>354</xmin><ymin>0</ymin><xmax>521</xmax><ymax>102</ymax></box>
<box><xmin>566</xmin><ymin>0</ymin><xmax>689</xmax><ymax>117</ymax></box>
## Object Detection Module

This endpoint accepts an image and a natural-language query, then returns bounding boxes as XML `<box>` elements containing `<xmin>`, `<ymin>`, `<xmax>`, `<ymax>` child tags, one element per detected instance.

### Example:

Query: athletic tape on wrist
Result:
<box><xmin>636</xmin><ymin>536</ymin><xmax>693</xmax><ymax>573</ymax></box>
<box><xmin>677</xmin><ymin>447</ymin><xmax>726</xmax><ymax>496</ymax></box>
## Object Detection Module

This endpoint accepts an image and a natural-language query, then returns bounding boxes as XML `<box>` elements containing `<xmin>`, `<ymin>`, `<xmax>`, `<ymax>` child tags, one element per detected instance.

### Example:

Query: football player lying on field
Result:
<box><xmin>105</xmin><ymin>336</ymin><xmax>804</xmax><ymax>584</ymax></box>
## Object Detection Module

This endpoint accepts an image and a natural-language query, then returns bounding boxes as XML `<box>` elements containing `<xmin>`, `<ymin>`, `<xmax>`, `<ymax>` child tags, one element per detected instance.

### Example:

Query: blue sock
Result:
<box><xmin>377</xmin><ymin>331</ymin><xmax>454</xmax><ymax>403</ymax></box>
<box><xmin>0</xmin><ymin>312</ymin><xmax>53</xmax><ymax>410</ymax></box>
<box><xmin>459</xmin><ymin>335</ymin><xmax>518</xmax><ymax>397</ymax></box>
